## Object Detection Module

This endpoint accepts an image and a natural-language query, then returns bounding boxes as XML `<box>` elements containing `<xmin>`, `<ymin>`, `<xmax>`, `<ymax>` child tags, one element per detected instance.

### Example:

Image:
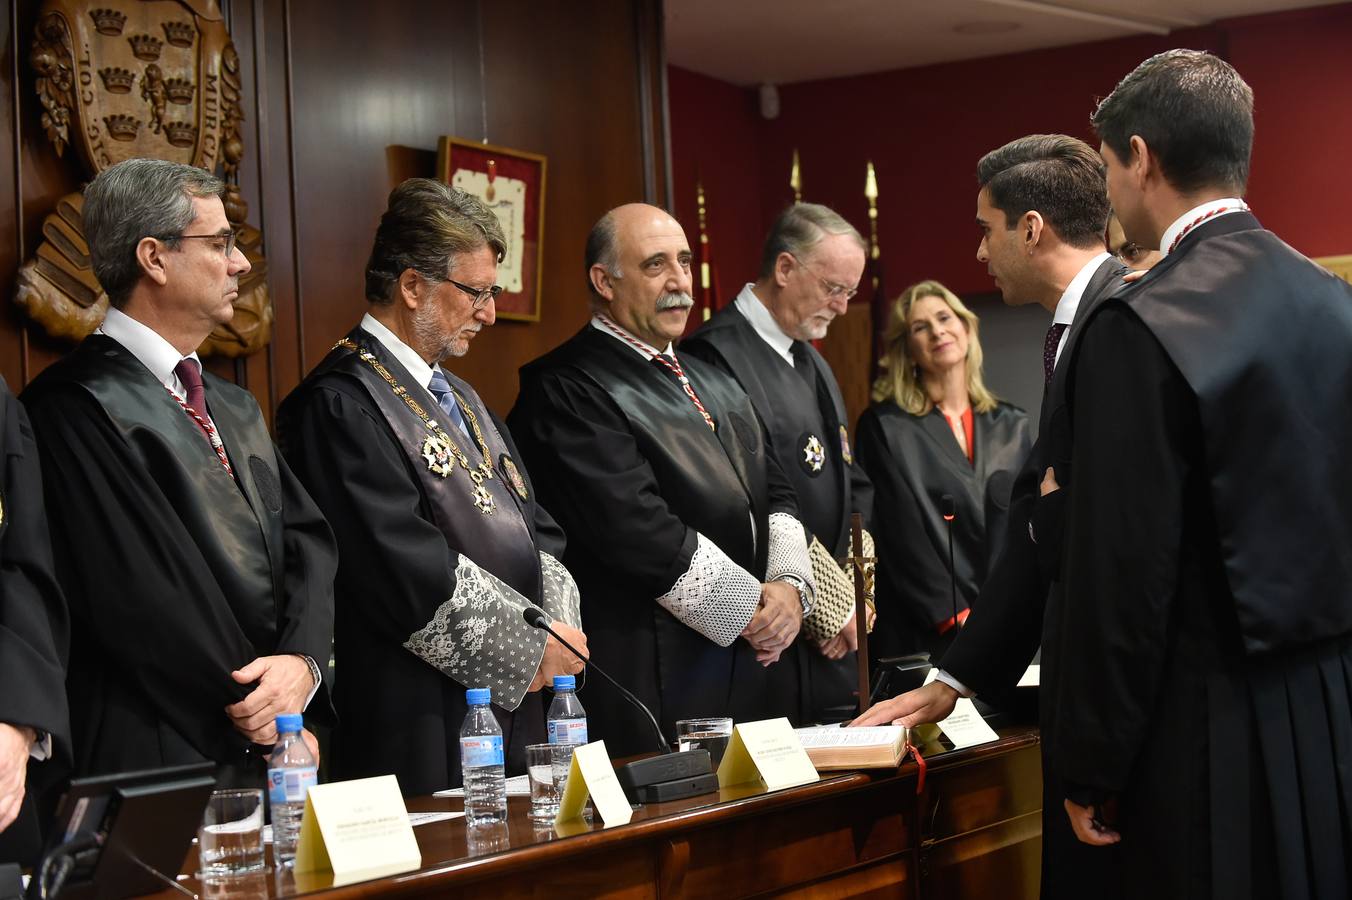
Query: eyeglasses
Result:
<box><xmin>445</xmin><ymin>277</ymin><xmax>503</xmax><ymax>310</ymax></box>
<box><xmin>791</xmin><ymin>254</ymin><xmax>858</xmax><ymax>301</ymax></box>
<box><xmin>170</xmin><ymin>231</ymin><xmax>239</xmax><ymax>256</ymax></box>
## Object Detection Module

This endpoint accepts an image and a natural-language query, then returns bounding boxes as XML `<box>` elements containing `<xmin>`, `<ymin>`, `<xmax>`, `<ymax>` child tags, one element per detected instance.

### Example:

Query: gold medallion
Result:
<box><xmin>422</xmin><ymin>434</ymin><xmax>456</xmax><ymax>478</ymax></box>
<box><xmin>500</xmin><ymin>454</ymin><xmax>529</xmax><ymax>502</ymax></box>
<box><xmin>472</xmin><ymin>481</ymin><xmax>496</xmax><ymax>515</ymax></box>
<box><xmin>803</xmin><ymin>434</ymin><xmax>825</xmax><ymax>472</ymax></box>
<box><xmin>839</xmin><ymin>425</ymin><xmax>853</xmax><ymax>465</ymax></box>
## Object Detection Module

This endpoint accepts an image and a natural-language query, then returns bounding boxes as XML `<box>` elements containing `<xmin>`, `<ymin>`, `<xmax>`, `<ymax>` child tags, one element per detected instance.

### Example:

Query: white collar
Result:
<box><xmin>733</xmin><ymin>284</ymin><xmax>795</xmax><ymax>364</ymax></box>
<box><xmin>1160</xmin><ymin>198</ymin><xmax>1248</xmax><ymax>258</ymax></box>
<box><xmin>97</xmin><ymin>306</ymin><xmax>201</xmax><ymax>393</ymax></box>
<box><xmin>1052</xmin><ymin>252</ymin><xmax>1113</xmax><ymax>326</ymax></box>
<box><xmin>360</xmin><ymin>312</ymin><xmax>436</xmax><ymax>389</ymax></box>
<box><xmin>589</xmin><ymin>314</ymin><xmax>675</xmax><ymax>358</ymax></box>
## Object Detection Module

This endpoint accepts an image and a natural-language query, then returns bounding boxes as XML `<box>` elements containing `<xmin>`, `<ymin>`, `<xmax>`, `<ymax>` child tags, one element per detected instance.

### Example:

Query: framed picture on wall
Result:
<box><xmin>437</xmin><ymin>136</ymin><xmax>547</xmax><ymax>322</ymax></box>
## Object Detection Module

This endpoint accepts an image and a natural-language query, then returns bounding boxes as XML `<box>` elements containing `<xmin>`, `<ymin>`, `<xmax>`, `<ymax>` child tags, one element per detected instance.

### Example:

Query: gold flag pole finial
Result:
<box><xmin>790</xmin><ymin>149</ymin><xmax>802</xmax><ymax>204</ymax></box>
<box><xmin>865</xmin><ymin>162</ymin><xmax>882</xmax><ymax>290</ymax></box>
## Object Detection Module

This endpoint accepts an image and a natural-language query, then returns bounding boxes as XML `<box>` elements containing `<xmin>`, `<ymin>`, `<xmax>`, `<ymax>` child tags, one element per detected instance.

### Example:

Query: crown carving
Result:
<box><xmin>164</xmin><ymin>78</ymin><xmax>194</xmax><ymax>104</ymax></box>
<box><xmin>103</xmin><ymin>114</ymin><xmax>141</xmax><ymax>141</ymax></box>
<box><xmin>162</xmin><ymin>21</ymin><xmax>194</xmax><ymax>48</ymax></box>
<box><xmin>98</xmin><ymin>66</ymin><xmax>135</xmax><ymax>93</ymax></box>
<box><xmin>89</xmin><ymin>8</ymin><xmax>127</xmax><ymax>36</ymax></box>
<box><xmin>164</xmin><ymin>121</ymin><xmax>197</xmax><ymax>148</ymax></box>
<box><xmin>127</xmin><ymin>34</ymin><xmax>163</xmax><ymax>61</ymax></box>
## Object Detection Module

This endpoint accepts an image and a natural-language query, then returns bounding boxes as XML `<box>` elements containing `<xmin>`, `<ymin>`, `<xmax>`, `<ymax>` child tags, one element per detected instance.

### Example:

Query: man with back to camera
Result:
<box><xmin>508</xmin><ymin>203</ymin><xmax>817</xmax><ymax>756</ymax></box>
<box><xmin>277</xmin><ymin>178</ymin><xmax>587</xmax><ymax>794</ymax></box>
<box><xmin>856</xmin><ymin>134</ymin><xmax>1128</xmax><ymax>897</ymax></box>
<box><xmin>682</xmin><ymin>202</ymin><xmax>875</xmax><ymax>723</ymax></box>
<box><xmin>21</xmin><ymin>158</ymin><xmax>335</xmax><ymax>784</ymax></box>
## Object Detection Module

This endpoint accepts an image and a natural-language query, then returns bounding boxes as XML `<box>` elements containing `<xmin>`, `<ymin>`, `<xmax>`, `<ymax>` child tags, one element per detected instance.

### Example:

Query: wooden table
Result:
<box><xmin>162</xmin><ymin>727</ymin><xmax>1042</xmax><ymax>899</ymax></box>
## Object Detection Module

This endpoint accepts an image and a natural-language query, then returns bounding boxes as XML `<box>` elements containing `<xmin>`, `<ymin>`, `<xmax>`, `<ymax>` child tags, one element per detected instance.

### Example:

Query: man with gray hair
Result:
<box><xmin>682</xmin><ymin>203</ymin><xmax>874</xmax><ymax>722</ymax></box>
<box><xmin>277</xmin><ymin>179</ymin><xmax>586</xmax><ymax>794</ymax></box>
<box><xmin>21</xmin><ymin>157</ymin><xmax>336</xmax><ymax>782</ymax></box>
<box><xmin>509</xmin><ymin>203</ymin><xmax>817</xmax><ymax>756</ymax></box>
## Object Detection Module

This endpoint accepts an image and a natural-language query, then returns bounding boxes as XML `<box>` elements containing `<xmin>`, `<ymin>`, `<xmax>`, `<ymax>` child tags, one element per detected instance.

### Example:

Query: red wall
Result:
<box><xmin>669</xmin><ymin>4</ymin><xmax>1352</xmax><ymax>300</ymax></box>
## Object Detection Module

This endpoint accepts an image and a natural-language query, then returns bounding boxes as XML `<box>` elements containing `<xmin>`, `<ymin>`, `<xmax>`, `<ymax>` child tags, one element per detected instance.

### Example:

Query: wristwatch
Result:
<box><xmin>777</xmin><ymin>574</ymin><xmax>813</xmax><ymax>615</ymax></box>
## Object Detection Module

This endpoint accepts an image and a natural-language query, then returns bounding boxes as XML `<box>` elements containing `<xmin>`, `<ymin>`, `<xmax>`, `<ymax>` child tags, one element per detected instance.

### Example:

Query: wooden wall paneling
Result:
<box><xmin>819</xmin><ymin>297</ymin><xmax>874</xmax><ymax>433</ymax></box>
<box><xmin>465</xmin><ymin>0</ymin><xmax>664</xmax><ymax>415</ymax></box>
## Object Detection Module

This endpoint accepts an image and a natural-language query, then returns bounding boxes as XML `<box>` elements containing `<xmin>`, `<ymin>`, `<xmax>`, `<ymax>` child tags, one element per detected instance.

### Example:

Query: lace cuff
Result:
<box><xmin>539</xmin><ymin>551</ymin><xmax>582</xmax><ymax>628</ymax></box>
<box><xmin>402</xmin><ymin>554</ymin><xmax>548</xmax><ymax>711</ymax></box>
<box><xmin>802</xmin><ymin>530</ymin><xmax>875</xmax><ymax>642</ymax></box>
<box><xmin>765</xmin><ymin>512</ymin><xmax>816</xmax><ymax>612</ymax></box>
<box><xmin>657</xmin><ymin>533</ymin><xmax>761</xmax><ymax>646</ymax></box>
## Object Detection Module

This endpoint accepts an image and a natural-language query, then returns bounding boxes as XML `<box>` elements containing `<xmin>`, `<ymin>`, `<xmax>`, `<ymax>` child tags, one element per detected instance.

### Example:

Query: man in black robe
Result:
<box><xmin>21</xmin><ymin>159</ymin><xmax>335</xmax><ymax>783</ymax></box>
<box><xmin>682</xmin><ymin>203</ymin><xmax>874</xmax><ymax>722</ymax></box>
<box><xmin>1047</xmin><ymin>50</ymin><xmax>1350</xmax><ymax>899</ymax></box>
<box><xmin>276</xmin><ymin>179</ymin><xmax>587</xmax><ymax>795</ymax></box>
<box><xmin>0</xmin><ymin>377</ymin><xmax>69</xmax><ymax>866</ymax></box>
<box><xmin>508</xmin><ymin>204</ymin><xmax>817</xmax><ymax>756</ymax></box>
<box><xmin>856</xmin><ymin>135</ymin><xmax>1127</xmax><ymax>897</ymax></box>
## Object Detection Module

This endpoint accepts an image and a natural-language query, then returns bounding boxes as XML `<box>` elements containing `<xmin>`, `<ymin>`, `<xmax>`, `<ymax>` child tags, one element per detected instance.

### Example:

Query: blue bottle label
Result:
<box><xmin>267</xmin><ymin>765</ymin><xmax>318</xmax><ymax>804</ymax></box>
<box><xmin>547</xmin><ymin>720</ymin><xmax>588</xmax><ymax>745</ymax></box>
<box><xmin>461</xmin><ymin>735</ymin><xmax>504</xmax><ymax>767</ymax></box>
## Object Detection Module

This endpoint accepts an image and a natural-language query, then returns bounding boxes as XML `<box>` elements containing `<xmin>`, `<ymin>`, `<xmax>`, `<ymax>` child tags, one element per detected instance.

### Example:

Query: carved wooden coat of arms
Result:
<box><xmin>16</xmin><ymin>0</ymin><xmax>271</xmax><ymax>357</ymax></box>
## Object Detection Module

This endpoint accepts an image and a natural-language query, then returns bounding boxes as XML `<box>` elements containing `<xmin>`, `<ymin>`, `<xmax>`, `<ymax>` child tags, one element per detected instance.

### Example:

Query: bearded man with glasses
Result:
<box><xmin>276</xmin><ymin>178</ymin><xmax>586</xmax><ymax>795</ymax></box>
<box><xmin>21</xmin><ymin>157</ymin><xmax>337</xmax><ymax>785</ymax></box>
<box><xmin>682</xmin><ymin>203</ymin><xmax>875</xmax><ymax>725</ymax></box>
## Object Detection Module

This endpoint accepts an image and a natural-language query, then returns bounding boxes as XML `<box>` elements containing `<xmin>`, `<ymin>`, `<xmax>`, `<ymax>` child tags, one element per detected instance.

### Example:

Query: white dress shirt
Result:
<box><xmin>360</xmin><ymin>313</ymin><xmax>469</xmax><ymax>437</ymax></box>
<box><xmin>98</xmin><ymin>307</ymin><xmax>213</xmax><ymax>424</ymax></box>
<box><xmin>733</xmin><ymin>284</ymin><xmax>795</xmax><ymax>365</ymax></box>
<box><xmin>1051</xmin><ymin>251</ymin><xmax>1113</xmax><ymax>368</ymax></box>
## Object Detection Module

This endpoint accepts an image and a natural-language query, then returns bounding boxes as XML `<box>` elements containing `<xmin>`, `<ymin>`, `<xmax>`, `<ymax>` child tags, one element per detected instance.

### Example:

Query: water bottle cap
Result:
<box><xmin>275</xmin><ymin>713</ymin><xmax>304</xmax><ymax>733</ymax></box>
<box><xmin>552</xmin><ymin>675</ymin><xmax>575</xmax><ymax>691</ymax></box>
<box><xmin>466</xmin><ymin>687</ymin><xmax>492</xmax><ymax>705</ymax></box>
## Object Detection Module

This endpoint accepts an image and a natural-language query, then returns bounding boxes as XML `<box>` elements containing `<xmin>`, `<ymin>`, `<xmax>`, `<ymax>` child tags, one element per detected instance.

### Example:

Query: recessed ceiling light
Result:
<box><xmin>954</xmin><ymin>20</ymin><xmax>1021</xmax><ymax>35</ymax></box>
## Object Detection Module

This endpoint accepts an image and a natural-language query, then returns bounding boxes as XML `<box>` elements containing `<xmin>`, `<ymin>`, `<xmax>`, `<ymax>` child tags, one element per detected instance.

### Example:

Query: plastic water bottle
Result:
<box><xmin>267</xmin><ymin>713</ymin><xmax>317</xmax><ymax>865</ymax></box>
<box><xmin>460</xmin><ymin>688</ymin><xmax>507</xmax><ymax>826</ymax></box>
<box><xmin>546</xmin><ymin>675</ymin><xmax>588</xmax><ymax>745</ymax></box>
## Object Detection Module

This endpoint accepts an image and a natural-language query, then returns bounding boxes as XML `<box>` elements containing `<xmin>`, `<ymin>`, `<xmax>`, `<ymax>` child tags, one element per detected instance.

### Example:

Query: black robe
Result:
<box><xmin>20</xmin><ymin>336</ymin><xmax>336</xmax><ymax>782</ymax></box>
<box><xmin>855</xmin><ymin>401</ymin><xmax>1029</xmax><ymax>661</ymax></box>
<box><xmin>277</xmin><ymin>327</ymin><xmax>566</xmax><ymax>796</ymax></box>
<box><xmin>682</xmin><ymin>304</ymin><xmax>874</xmax><ymax>721</ymax></box>
<box><xmin>1053</xmin><ymin>212</ymin><xmax>1352</xmax><ymax>900</ymax></box>
<box><xmin>936</xmin><ymin>256</ymin><xmax>1129</xmax><ymax>899</ymax></box>
<box><xmin>0</xmin><ymin>377</ymin><xmax>69</xmax><ymax>866</ymax></box>
<box><xmin>508</xmin><ymin>325</ymin><xmax>803</xmax><ymax>756</ymax></box>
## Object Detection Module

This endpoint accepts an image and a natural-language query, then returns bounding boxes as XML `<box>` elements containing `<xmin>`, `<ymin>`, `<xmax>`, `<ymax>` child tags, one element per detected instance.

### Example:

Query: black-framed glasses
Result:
<box><xmin>171</xmin><ymin>231</ymin><xmax>238</xmax><ymax>256</ymax></box>
<box><xmin>446</xmin><ymin>277</ymin><xmax>503</xmax><ymax>310</ymax></box>
<box><xmin>791</xmin><ymin>254</ymin><xmax>858</xmax><ymax>301</ymax></box>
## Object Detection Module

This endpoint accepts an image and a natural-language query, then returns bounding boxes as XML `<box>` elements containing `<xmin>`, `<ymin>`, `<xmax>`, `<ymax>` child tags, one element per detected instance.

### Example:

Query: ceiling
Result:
<box><xmin>664</xmin><ymin>0</ymin><xmax>1342</xmax><ymax>86</ymax></box>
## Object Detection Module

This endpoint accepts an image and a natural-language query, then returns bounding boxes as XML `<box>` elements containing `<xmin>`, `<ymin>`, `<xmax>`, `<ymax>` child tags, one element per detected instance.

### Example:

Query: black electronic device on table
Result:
<box><xmin>29</xmin><ymin>762</ymin><xmax>216</xmax><ymax>900</ymax></box>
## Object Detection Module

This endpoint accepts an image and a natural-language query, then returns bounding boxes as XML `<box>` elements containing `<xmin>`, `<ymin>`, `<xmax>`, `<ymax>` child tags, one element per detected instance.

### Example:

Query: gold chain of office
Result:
<box><xmin>335</xmin><ymin>338</ymin><xmax>498</xmax><ymax>515</ymax></box>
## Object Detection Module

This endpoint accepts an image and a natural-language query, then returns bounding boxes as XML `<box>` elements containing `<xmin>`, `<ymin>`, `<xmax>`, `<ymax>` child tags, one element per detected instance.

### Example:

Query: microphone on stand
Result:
<box><xmin>941</xmin><ymin>494</ymin><xmax>959</xmax><ymax>634</ymax></box>
<box><xmin>522</xmin><ymin>606</ymin><xmax>667</xmax><ymax>754</ymax></box>
<box><xmin>522</xmin><ymin>607</ymin><xmax>718</xmax><ymax>803</ymax></box>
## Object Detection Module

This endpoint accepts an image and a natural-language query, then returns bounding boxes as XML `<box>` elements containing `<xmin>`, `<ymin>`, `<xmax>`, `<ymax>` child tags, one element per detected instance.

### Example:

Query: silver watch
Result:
<box><xmin>778</xmin><ymin>574</ymin><xmax>812</xmax><ymax>614</ymax></box>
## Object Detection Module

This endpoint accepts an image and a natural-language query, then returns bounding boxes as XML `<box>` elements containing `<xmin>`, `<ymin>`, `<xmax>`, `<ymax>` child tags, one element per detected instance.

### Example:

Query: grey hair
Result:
<box><xmin>364</xmin><ymin>178</ymin><xmax>507</xmax><ymax>304</ymax></box>
<box><xmin>758</xmin><ymin>202</ymin><xmax>865</xmax><ymax>280</ymax></box>
<box><xmin>82</xmin><ymin>158</ymin><xmax>225</xmax><ymax>308</ymax></box>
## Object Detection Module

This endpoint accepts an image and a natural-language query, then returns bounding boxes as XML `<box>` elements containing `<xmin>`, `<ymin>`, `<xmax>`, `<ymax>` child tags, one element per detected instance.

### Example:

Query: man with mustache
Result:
<box><xmin>508</xmin><ymin>203</ymin><xmax>815</xmax><ymax>755</ymax></box>
<box><xmin>277</xmin><ymin>179</ymin><xmax>586</xmax><ymax>794</ymax></box>
<box><xmin>682</xmin><ymin>203</ymin><xmax>875</xmax><ymax>723</ymax></box>
<box><xmin>22</xmin><ymin>158</ymin><xmax>336</xmax><ymax>782</ymax></box>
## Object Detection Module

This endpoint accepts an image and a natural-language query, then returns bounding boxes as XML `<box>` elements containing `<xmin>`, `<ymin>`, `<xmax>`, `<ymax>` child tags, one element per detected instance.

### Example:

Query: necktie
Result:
<box><xmin>1043</xmin><ymin>323</ymin><xmax>1068</xmax><ymax>385</ymax></box>
<box><xmin>174</xmin><ymin>358</ymin><xmax>210</xmax><ymax>423</ymax></box>
<box><xmin>171</xmin><ymin>358</ymin><xmax>233</xmax><ymax>475</ymax></box>
<box><xmin>790</xmin><ymin>341</ymin><xmax>816</xmax><ymax>391</ymax></box>
<box><xmin>428</xmin><ymin>369</ymin><xmax>469</xmax><ymax>436</ymax></box>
